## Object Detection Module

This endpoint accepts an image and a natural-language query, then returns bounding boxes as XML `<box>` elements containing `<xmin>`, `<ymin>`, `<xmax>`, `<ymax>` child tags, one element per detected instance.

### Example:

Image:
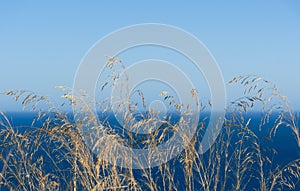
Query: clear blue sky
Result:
<box><xmin>0</xmin><ymin>1</ymin><xmax>300</xmax><ymax>111</ymax></box>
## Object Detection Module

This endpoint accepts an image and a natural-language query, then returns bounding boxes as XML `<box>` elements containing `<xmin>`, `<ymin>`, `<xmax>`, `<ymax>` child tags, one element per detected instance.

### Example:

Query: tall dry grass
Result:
<box><xmin>0</xmin><ymin>59</ymin><xmax>299</xmax><ymax>190</ymax></box>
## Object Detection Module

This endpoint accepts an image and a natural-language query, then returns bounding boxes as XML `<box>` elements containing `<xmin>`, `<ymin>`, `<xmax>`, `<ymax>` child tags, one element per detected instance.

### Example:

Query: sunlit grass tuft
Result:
<box><xmin>0</xmin><ymin>59</ymin><xmax>299</xmax><ymax>190</ymax></box>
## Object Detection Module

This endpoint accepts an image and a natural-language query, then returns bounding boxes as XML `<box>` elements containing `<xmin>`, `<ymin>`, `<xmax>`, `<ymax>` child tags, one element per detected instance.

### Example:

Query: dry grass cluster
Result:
<box><xmin>0</xmin><ymin>59</ymin><xmax>299</xmax><ymax>190</ymax></box>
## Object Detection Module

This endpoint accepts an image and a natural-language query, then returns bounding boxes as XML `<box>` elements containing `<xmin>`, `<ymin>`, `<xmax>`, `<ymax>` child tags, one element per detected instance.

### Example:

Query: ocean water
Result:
<box><xmin>0</xmin><ymin>111</ymin><xmax>299</xmax><ymax>190</ymax></box>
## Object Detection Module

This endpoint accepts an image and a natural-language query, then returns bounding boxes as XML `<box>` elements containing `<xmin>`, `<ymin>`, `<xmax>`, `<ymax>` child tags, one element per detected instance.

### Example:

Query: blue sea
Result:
<box><xmin>0</xmin><ymin>111</ymin><xmax>299</xmax><ymax>190</ymax></box>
